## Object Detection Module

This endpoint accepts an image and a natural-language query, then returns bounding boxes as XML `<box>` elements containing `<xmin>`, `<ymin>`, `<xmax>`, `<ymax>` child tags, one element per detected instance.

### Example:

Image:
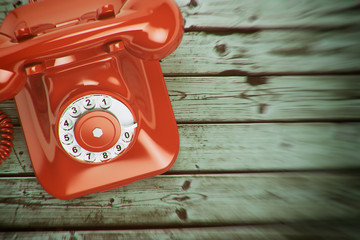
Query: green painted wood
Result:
<box><xmin>2</xmin><ymin>123</ymin><xmax>360</xmax><ymax>174</ymax></box>
<box><xmin>0</xmin><ymin>173</ymin><xmax>359</xmax><ymax>229</ymax></box>
<box><xmin>163</xmin><ymin>30</ymin><xmax>360</xmax><ymax>75</ymax></box>
<box><xmin>2</xmin><ymin>75</ymin><xmax>360</xmax><ymax>125</ymax></box>
<box><xmin>0</xmin><ymin>0</ymin><xmax>12</xmax><ymax>22</ymax></box>
<box><xmin>176</xmin><ymin>0</ymin><xmax>360</xmax><ymax>29</ymax></box>
<box><xmin>168</xmin><ymin>76</ymin><xmax>360</xmax><ymax>122</ymax></box>
<box><xmin>1</xmin><ymin>223</ymin><xmax>360</xmax><ymax>240</ymax></box>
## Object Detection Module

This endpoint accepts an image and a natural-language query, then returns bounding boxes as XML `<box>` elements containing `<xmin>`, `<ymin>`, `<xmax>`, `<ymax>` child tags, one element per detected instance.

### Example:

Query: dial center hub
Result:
<box><xmin>74</xmin><ymin>111</ymin><xmax>120</xmax><ymax>152</ymax></box>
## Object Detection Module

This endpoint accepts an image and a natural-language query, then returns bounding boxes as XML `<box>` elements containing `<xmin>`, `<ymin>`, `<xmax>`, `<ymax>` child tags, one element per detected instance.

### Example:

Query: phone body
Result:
<box><xmin>0</xmin><ymin>0</ymin><xmax>183</xmax><ymax>199</ymax></box>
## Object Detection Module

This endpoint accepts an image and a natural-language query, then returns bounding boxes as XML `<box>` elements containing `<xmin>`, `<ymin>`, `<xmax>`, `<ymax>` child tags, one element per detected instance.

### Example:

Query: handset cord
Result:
<box><xmin>0</xmin><ymin>111</ymin><xmax>14</xmax><ymax>163</ymax></box>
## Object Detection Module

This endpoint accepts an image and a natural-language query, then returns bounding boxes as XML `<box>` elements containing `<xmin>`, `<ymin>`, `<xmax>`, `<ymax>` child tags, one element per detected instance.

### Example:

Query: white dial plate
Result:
<box><xmin>58</xmin><ymin>94</ymin><xmax>137</xmax><ymax>163</ymax></box>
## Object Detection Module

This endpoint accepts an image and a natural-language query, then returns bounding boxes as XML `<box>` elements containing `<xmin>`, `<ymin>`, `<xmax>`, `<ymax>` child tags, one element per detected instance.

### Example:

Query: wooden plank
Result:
<box><xmin>163</xmin><ymin>30</ymin><xmax>360</xmax><ymax>75</ymax></box>
<box><xmin>2</xmin><ymin>75</ymin><xmax>360</xmax><ymax>125</ymax></box>
<box><xmin>3</xmin><ymin>123</ymin><xmax>360</xmax><ymax>174</ymax></box>
<box><xmin>0</xmin><ymin>173</ymin><xmax>359</xmax><ymax>229</ymax></box>
<box><xmin>1</xmin><ymin>223</ymin><xmax>360</xmax><ymax>240</ymax></box>
<box><xmin>0</xmin><ymin>0</ymin><xmax>13</xmax><ymax>22</ymax></box>
<box><xmin>168</xmin><ymin>76</ymin><xmax>360</xmax><ymax>122</ymax></box>
<box><xmin>174</xmin><ymin>123</ymin><xmax>360</xmax><ymax>172</ymax></box>
<box><xmin>176</xmin><ymin>0</ymin><xmax>360</xmax><ymax>29</ymax></box>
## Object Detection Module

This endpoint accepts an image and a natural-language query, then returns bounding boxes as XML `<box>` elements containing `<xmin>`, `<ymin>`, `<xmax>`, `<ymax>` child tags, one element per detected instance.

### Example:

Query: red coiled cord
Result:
<box><xmin>0</xmin><ymin>111</ymin><xmax>14</xmax><ymax>163</ymax></box>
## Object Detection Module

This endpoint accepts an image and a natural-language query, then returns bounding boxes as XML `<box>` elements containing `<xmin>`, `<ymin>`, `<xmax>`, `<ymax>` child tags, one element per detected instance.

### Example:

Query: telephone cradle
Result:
<box><xmin>0</xmin><ymin>0</ymin><xmax>183</xmax><ymax>199</ymax></box>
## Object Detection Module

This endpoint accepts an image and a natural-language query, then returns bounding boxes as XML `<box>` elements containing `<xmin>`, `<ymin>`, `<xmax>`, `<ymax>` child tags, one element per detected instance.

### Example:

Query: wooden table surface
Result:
<box><xmin>1</xmin><ymin>0</ymin><xmax>360</xmax><ymax>239</ymax></box>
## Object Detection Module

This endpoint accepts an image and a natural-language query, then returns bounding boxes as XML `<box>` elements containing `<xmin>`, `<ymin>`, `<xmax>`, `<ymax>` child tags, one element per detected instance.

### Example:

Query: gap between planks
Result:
<box><xmin>2</xmin><ymin>168</ymin><xmax>360</xmax><ymax>178</ymax></box>
<box><xmin>1</xmin><ymin>221</ymin><xmax>360</xmax><ymax>239</ymax></box>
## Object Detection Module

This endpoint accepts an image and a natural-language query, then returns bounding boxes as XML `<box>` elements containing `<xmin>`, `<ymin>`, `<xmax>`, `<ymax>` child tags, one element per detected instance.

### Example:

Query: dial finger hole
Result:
<box><xmin>69</xmin><ymin>104</ymin><xmax>81</xmax><ymax>117</ymax></box>
<box><xmin>99</xmin><ymin>151</ymin><xmax>111</xmax><ymax>161</ymax></box>
<box><xmin>83</xmin><ymin>151</ymin><xmax>96</xmax><ymax>162</ymax></box>
<box><xmin>71</xmin><ymin>145</ymin><xmax>82</xmax><ymax>157</ymax></box>
<box><xmin>113</xmin><ymin>143</ymin><xmax>125</xmax><ymax>155</ymax></box>
<box><xmin>99</xmin><ymin>96</ymin><xmax>112</xmax><ymax>109</ymax></box>
<box><xmin>83</xmin><ymin>97</ymin><xmax>95</xmax><ymax>110</ymax></box>
<box><xmin>61</xmin><ymin>117</ymin><xmax>73</xmax><ymax>130</ymax></box>
<box><xmin>61</xmin><ymin>132</ymin><xmax>74</xmax><ymax>145</ymax></box>
<box><xmin>121</xmin><ymin>130</ymin><xmax>133</xmax><ymax>143</ymax></box>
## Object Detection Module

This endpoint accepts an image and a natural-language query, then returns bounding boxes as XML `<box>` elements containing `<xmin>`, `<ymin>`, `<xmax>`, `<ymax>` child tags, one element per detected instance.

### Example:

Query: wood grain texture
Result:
<box><xmin>168</xmin><ymin>76</ymin><xmax>360</xmax><ymax>122</ymax></box>
<box><xmin>0</xmin><ymin>0</ymin><xmax>13</xmax><ymax>22</ymax></box>
<box><xmin>163</xmin><ymin>30</ymin><xmax>360</xmax><ymax>75</ymax></box>
<box><xmin>2</xmin><ymin>123</ymin><xmax>360</xmax><ymax>174</ymax></box>
<box><xmin>2</xmin><ymin>224</ymin><xmax>360</xmax><ymax>240</ymax></box>
<box><xmin>176</xmin><ymin>0</ymin><xmax>360</xmax><ymax>29</ymax></box>
<box><xmin>0</xmin><ymin>173</ymin><xmax>359</xmax><ymax>229</ymax></box>
<box><xmin>2</xmin><ymin>75</ymin><xmax>360</xmax><ymax>125</ymax></box>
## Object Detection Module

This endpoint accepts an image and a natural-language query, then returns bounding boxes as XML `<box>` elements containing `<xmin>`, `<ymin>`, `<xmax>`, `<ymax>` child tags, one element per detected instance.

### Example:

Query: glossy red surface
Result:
<box><xmin>0</xmin><ymin>0</ymin><xmax>183</xmax><ymax>101</ymax></box>
<box><xmin>75</xmin><ymin>111</ymin><xmax>121</xmax><ymax>152</ymax></box>
<box><xmin>1</xmin><ymin>0</ymin><xmax>183</xmax><ymax>199</ymax></box>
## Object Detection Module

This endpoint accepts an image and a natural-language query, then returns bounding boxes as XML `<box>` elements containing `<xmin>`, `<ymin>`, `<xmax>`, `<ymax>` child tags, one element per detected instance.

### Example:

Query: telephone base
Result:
<box><xmin>15</xmin><ymin>54</ymin><xmax>179</xmax><ymax>200</ymax></box>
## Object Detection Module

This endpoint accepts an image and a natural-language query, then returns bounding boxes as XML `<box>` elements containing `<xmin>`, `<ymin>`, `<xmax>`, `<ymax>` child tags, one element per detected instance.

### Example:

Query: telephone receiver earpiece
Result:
<box><xmin>118</xmin><ymin>0</ymin><xmax>184</xmax><ymax>59</ymax></box>
<box><xmin>0</xmin><ymin>0</ymin><xmax>184</xmax><ymax>102</ymax></box>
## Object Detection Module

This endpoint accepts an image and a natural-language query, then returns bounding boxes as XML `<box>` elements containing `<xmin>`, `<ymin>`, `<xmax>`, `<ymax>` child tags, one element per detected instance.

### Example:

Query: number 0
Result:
<box><xmin>124</xmin><ymin>132</ymin><xmax>130</xmax><ymax>139</ymax></box>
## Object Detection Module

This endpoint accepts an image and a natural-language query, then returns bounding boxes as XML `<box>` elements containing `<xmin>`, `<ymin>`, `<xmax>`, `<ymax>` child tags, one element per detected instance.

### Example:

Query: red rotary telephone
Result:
<box><xmin>0</xmin><ymin>0</ymin><xmax>183</xmax><ymax>199</ymax></box>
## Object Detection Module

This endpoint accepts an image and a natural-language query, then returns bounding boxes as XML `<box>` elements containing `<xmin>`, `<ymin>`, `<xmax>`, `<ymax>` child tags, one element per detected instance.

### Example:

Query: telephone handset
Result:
<box><xmin>0</xmin><ymin>0</ymin><xmax>183</xmax><ymax>199</ymax></box>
